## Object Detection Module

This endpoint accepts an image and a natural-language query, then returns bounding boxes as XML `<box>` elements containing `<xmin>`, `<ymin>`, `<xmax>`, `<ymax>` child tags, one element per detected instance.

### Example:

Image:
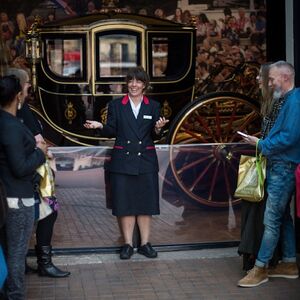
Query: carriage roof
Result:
<box><xmin>40</xmin><ymin>12</ymin><xmax>190</xmax><ymax>30</ymax></box>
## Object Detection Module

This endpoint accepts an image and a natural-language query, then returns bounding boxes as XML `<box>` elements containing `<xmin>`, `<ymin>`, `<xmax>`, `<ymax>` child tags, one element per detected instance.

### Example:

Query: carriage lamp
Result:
<box><xmin>25</xmin><ymin>17</ymin><xmax>42</xmax><ymax>92</ymax></box>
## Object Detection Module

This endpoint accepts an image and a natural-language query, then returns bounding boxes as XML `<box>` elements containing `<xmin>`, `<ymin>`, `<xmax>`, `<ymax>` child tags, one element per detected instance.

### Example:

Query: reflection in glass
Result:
<box><xmin>99</xmin><ymin>34</ymin><xmax>137</xmax><ymax>77</ymax></box>
<box><xmin>149</xmin><ymin>33</ymin><xmax>191</xmax><ymax>80</ymax></box>
<box><xmin>46</xmin><ymin>38</ymin><xmax>83</xmax><ymax>78</ymax></box>
<box><xmin>41</xmin><ymin>144</ymin><xmax>253</xmax><ymax>249</ymax></box>
<box><xmin>152</xmin><ymin>37</ymin><xmax>168</xmax><ymax>77</ymax></box>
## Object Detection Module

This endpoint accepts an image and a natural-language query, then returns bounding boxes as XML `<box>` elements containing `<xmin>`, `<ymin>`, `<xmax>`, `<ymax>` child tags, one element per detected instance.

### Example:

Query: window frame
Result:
<box><xmin>94</xmin><ymin>29</ymin><xmax>141</xmax><ymax>82</ymax></box>
<box><xmin>42</xmin><ymin>33</ymin><xmax>87</xmax><ymax>83</ymax></box>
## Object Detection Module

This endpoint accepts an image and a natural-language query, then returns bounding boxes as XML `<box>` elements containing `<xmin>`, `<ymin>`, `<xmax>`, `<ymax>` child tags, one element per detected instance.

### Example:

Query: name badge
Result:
<box><xmin>143</xmin><ymin>115</ymin><xmax>152</xmax><ymax>120</ymax></box>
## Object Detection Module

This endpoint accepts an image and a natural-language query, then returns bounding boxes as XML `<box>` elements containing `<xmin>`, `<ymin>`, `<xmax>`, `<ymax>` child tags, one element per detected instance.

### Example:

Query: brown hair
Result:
<box><xmin>259</xmin><ymin>63</ymin><xmax>273</xmax><ymax>117</ymax></box>
<box><xmin>125</xmin><ymin>66</ymin><xmax>150</xmax><ymax>92</ymax></box>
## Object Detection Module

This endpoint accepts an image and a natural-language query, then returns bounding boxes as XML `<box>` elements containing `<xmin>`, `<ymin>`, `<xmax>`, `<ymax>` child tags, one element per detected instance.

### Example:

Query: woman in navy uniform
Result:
<box><xmin>85</xmin><ymin>67</ymin><xmax>168</xmax><ymax>259</ymax></box>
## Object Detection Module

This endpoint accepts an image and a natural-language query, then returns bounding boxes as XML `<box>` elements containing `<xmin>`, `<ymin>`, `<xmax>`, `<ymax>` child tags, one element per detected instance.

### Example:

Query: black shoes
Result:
<box><xmin>120</xmin><ymin>243</ymin><xmax>157</xmax><ymax>259</ymax></box>
<box><xmin>120</xmin><ymin>244</ymin><xmax>134</xmax><ymax>259</ymax></box>
<box><xmin>137</xmin><ymin>243</ymin><xmax>157</xmax><ymax>258</ymax></box>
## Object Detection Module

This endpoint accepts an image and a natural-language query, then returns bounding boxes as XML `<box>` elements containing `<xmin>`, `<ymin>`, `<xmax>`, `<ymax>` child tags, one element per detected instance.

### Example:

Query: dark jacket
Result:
<box><xmin>0</xmin><ymin>110</ymin><xmax>45</xmax><ymax>198</ymax></box>
<box><xmin>17</xmin><ymin>102</ymin><xmax>43</xmax><ymax>136</ymax></box>
<box><xmin>0</xmin><ymin>179</ymin><xmax>7</xmax><ymax>229</ymax></box>
<box><xmin>101</xmin><ymin>95</ymin><xmax>161</xmax><ymax>175</ymax></box>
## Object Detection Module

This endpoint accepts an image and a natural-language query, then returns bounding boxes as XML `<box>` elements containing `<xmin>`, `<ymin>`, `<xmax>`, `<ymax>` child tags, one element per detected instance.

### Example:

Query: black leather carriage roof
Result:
<box><xmin>41</xmin><ymin>12</ymin><xmax>190</xmax><ymax>29</ymax></box>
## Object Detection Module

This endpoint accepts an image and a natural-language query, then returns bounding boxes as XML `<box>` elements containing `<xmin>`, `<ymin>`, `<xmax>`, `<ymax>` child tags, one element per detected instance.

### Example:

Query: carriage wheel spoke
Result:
<box><xmin>189</xmin><ymin>159</ymin><xmax>216</xmax><ymax>192</ymax></box>
<box><xmin>208</xmin><ymin>160</ymin><xmax>221</xmax><ymax>201</ymax></box>
<box><xmin>176</xmin><ymin>154</ymin><xmax>214</xmax><ymax>175</ymax></box>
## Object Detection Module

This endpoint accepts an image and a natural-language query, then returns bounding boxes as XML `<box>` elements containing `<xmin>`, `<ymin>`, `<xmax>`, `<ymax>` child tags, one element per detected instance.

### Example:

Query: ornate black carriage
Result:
<box><xmin>25</xmin><ymin>12</ymin><xmax>262</xmax><ymax>208</ymax></box>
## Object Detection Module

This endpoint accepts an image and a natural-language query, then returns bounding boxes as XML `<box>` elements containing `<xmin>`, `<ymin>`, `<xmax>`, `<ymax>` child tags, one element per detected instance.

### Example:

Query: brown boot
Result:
<box><xmin>268</xmin><ymin>262</ymin><xmax>299</xmax><ymax>279</ymax></box>
<box><xmin>238</xmin><ymin>266</ymin><xmax>268</xmax><ymax>287</ymax></box>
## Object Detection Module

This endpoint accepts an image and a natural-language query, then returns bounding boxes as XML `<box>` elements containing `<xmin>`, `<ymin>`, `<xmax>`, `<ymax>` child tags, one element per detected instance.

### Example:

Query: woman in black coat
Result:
<box><xmin>0</xmin><ymin>74</ymin><xmax>47</xmax><ymax>300</ymax></box>
<box><xmin>5</xmin><ymin>67</ymin><xmax>70</xmax><ymax>278</ymax></box>
<box><xmin>85</xmin><ymin>67</ymin><xmax>168</xmax><ymax>259</ymax></box>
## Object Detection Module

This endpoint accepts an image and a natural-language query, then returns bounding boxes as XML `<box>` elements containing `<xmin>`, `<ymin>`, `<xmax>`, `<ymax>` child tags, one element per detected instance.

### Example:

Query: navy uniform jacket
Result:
<box><xmin>0</xmin><ymin>110</ymin><xmax>45</xmax><ymax>198</ymax></box>
<box><xmin>101</xmin><ymin>95</ymin><xmax>161</xmax><ymax>175</ymax></box>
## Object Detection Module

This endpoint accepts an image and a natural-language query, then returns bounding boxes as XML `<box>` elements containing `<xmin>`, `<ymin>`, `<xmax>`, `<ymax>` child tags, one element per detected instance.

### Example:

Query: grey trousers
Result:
<box><xmin>5</xmin><ymin>201</ymin><xmax>34</xmax><ymax>300</ymax></box>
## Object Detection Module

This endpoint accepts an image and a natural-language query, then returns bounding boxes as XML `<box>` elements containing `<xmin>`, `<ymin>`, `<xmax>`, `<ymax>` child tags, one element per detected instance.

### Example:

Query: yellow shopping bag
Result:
<box><xmin>234</xmin><ymin>143</ymin><xmax>266</xmax><ymax>202</ymax></box>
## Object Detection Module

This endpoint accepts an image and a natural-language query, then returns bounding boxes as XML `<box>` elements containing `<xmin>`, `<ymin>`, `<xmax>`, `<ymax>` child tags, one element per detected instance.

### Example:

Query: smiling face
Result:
<box><xmin>127</xmin><ymin>77</ymin><xmax>145</xmax><ymax>100</ymax></box>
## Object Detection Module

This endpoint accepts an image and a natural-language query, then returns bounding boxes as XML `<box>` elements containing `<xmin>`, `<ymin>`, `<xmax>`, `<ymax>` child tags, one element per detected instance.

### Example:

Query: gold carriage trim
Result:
<box><xmin>65</xmin><ymin>102</ymin><xmax>77</xmax><ymax>124</ymax></box>
<box><xmin>100</xmin><ymin>106</ymin><xmax>108</xmax><ymax>124</ymax></box>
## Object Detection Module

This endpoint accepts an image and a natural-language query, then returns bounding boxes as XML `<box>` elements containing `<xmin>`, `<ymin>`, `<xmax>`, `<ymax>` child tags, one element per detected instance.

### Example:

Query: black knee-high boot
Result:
<box><xmin>35</xmin><ymin>245</ymin><xmax>70</xmax><ymax>278</ymax></box>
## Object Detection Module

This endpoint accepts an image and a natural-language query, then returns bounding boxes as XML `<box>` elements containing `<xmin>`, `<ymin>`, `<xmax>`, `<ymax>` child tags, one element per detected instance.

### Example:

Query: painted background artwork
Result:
<box><xmin>1</xmin><ymin>0</ymin><xmax>266</xmax><ymax>84</ymax></box>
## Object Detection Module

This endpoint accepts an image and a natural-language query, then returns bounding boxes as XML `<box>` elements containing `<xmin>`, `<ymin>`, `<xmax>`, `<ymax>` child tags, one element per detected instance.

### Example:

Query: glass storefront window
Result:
<box><xmin>38</xmin><ymin>143</ymin><xmax>250</xmax><ymax>250</ymax></box>
<box><xmin>46</xmin><ymin>38</ymin><xmax>83</xmax><ymax>78</ymax></box>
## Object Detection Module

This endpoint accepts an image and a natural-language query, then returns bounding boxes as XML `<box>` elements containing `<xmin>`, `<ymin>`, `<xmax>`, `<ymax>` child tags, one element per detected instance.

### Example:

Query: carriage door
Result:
<box><xmin>91</xmin><ymin>27</ymin><xmax>144</xmax><ymax>123</ymax></box>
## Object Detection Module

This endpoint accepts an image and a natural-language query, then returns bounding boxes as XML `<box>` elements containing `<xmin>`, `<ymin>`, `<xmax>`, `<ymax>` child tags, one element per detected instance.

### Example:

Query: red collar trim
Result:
<box><xmin>121</xmin><ymin>95</ymin><xmax>149</xmax><ymax>105</ymax></box>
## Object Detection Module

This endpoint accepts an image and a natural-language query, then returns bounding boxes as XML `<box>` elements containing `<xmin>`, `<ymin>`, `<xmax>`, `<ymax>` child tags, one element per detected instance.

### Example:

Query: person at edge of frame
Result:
<box><xmin>238</xmin><ymin>62</ymin><xmax>283</xmax><ymax>272</ymax></box>
<box><xmin>0</xmin><ymin>73</ymin><xmax>47</xmax><ymax>300</ymax></box>
<box><xmin>238</xmin><ymin>60</ymin><xmax>300</xmax><ymax>288</ymax></box>
<box><xmin>6</xmin><ymin>67</ymin><xmax>70</xmax><ymax>279</ymax></box>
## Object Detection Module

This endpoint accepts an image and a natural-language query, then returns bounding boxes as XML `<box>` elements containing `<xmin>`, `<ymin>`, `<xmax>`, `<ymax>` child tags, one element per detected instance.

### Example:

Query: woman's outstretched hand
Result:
<box><xmin>84</xmin><ymin>120</ymin><xmax>103</xmax><ymax>130</ymax></box>
<box><xmin>155</xmin><ymin>117</ymin><xmax>169</xmax><ymax>134</ymax></box>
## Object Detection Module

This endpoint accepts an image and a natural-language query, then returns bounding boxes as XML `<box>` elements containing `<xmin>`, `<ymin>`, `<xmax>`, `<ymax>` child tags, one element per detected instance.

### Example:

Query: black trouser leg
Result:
<box><xmin>35</xmin><ymin>212</ymin><xmax>70</xmax><ymax>278</ymax></box>
<box><xmin>36</xmin><ymin>211</ymin><xmax>57</xmax><ymax>246</ymax></box>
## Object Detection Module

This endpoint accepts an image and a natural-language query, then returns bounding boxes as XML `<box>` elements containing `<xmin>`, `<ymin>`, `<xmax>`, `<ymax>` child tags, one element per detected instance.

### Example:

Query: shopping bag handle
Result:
<box><xmin>256</xmin><ymin>140</ymin><xmax>264</xmax><ymax>186</ymax></box>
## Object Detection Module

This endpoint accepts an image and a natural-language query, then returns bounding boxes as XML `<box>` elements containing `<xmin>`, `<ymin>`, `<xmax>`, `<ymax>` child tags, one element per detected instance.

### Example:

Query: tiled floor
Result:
<box><xmin>30</xmin><ymin>185</ymin><xmax>241</xmax><ymax>250</ymax></box>
<box><xmin>24</xmin><ymin>156</ymin><xmax>300</xmax><ymax>299</ymax></box>
<box><xmin>25</xmin><ymin>248</ymin><xmax>300</xmax><ymax>300</ymax></box>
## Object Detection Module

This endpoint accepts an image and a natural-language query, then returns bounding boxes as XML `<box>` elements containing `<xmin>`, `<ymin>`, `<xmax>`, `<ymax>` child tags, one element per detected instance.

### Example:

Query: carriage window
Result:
<box><xmin>149</xmin><ymin>33</ymin><xmax>192</xmax><ymax>80</ymax></box>
<box><xmin>46</xmin><ymin>38</ymin><xmax>83</xmax><ymax>78</ymax></box>
<box><xmin>97</xmin><ymin>33</ymin><xmax>138</xmax><ymax>78</ymax></box>
<box><xmin>152</xmin><ymin>38</ymin><xmax>168</xmax><ymax>77</ymax></box>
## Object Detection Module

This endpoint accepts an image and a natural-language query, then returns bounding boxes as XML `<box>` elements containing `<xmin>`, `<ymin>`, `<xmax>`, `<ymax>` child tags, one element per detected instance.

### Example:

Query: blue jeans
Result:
<box><xmin>255</xmin><ymin>160</ymin><xmax>297</xmax><ymax>268</ymax></box>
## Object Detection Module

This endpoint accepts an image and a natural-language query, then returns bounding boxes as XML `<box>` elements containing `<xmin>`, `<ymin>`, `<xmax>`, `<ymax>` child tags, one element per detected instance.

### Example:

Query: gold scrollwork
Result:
<box><xmin>100</xmin><ymin>105</ymin><xmax>108</xmax><ymax>124</ymax></box>
<box><xmin>64</xmin><ymin>102</ymin><xmax>77</xmax><ymax>124</ymax></box>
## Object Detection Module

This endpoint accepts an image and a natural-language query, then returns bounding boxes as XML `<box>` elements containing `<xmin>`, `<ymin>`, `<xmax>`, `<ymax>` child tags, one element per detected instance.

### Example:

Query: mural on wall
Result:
<box><xmin>0</xmin><ymin>0</ymin><xmax>266</xmax><ymax>90</ymax></box>
<box><xmin>0</xmin><ymin>0</ymin><xmax>267</xmax><ymax>249</ymax></box>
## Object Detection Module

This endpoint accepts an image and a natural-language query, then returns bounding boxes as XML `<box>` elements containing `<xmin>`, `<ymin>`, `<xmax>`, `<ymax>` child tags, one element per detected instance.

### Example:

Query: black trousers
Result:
<box><xmin>36</xmin><ymin>211</ymin><xmax>58</xmax><ymax>246</ymax></box>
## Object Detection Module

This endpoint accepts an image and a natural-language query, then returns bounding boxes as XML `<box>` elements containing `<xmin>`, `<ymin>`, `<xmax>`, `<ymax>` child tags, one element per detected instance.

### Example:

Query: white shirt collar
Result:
<box><xmin>129</xmin><ymin>96</ymin><xmax>142</xmax><ymax>119</ymax></box>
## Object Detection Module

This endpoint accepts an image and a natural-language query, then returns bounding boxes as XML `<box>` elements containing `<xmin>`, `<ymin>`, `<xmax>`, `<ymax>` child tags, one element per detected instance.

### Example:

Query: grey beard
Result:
<box><xmin>273</xmin><ymin>89</ymin><xmax>283</xmax><ymax>99</ymax></box>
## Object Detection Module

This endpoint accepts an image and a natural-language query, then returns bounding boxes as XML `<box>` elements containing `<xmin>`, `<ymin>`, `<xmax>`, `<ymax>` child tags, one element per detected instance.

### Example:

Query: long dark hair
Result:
<box><xmin>259</xmin><ymin>63</ymin><xmax>273</xmax><ymax>117</ymax></box>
